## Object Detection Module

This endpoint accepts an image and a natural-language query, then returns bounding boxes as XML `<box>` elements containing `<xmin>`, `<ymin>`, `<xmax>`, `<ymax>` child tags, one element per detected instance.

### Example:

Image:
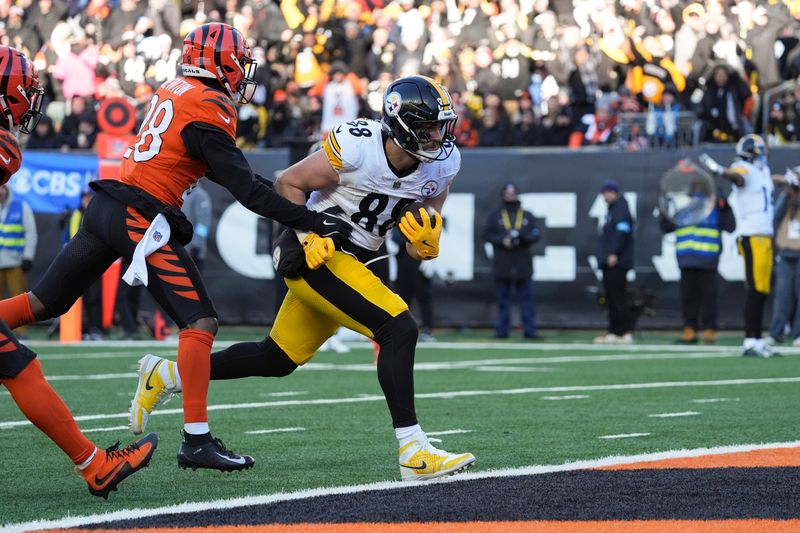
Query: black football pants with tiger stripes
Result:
<box><xmin>32</xmin><ymin>190</ymin><xmax>216</xmax><ymax>328</ymax></box>
<box><xmin>208</xmin><ymin>251</ymin><xmax>420</xmax><ymax>428</ymax></box>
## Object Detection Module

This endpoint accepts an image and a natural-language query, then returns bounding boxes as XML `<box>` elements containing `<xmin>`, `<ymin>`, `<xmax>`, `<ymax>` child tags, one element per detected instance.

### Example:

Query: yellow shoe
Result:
<box><xmin>399</xmin><ymin>437</ymin><xmax>475</xmax><ymax>481</ymax></box>
<box><xmin>129</xmin><ymin>354</ymin><xmax>178</xmax><ymax>434</ymax></box>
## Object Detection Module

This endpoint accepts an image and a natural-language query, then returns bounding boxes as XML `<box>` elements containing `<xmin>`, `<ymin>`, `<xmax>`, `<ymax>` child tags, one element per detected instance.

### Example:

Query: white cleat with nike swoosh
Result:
<box><xmin>399</xmin><ymin>436</ymin><xmax>475</xmax><ymax>481</ymax></box>
<box><xmin>129</xmin><ymin>354</ymin><xmax>180</xmax><ymax>434</ymax></box>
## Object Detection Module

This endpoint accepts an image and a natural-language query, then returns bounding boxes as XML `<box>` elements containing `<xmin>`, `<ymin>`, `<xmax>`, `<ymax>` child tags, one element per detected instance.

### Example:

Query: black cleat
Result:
<box><xmin>177</xmin><ymin>431</ymin><xmax>254</xmax><ymax>472</ymax></box>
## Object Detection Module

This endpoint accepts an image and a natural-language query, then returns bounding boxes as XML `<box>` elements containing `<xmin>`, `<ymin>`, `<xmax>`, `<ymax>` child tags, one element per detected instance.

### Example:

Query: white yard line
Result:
<box><xmin>649</xmin><ymin>411</ymin><xmax>701</xmax><ymax>418</ymax></box>
<box><xmin>263</xmin><ymin>391</ymin><xmax>308</xmax><ymax>397</ymax></box>
<box><xmin>541</xmin><ymin>395</ymin><xmax>590</xmax><ymax>400</ymax></box>
<box><xmin>245</xmin><ymin>427</ymin><xmax>306</xmax><ymax>435</ymax></box>
<box><xmin>81</xmin><ymin>425</ymin><xmax>130</xmax><ymax>433</ymax></box>
<box><xmin>426</xmin><ymin>429</ymin><xmax>473</xmax><ymax>436</ymax></box>
<box><xmin>597</xmin><ymin>432</ymin><xmax>651</xmax><ymax>439</ymax></box>
<box><xmin>691</xmin><ymin>398</ymin><xmax>739</xmax><ymax>403</ymax></box>
<box><xmin>2</xmin><ymin>376</ymin><xmax>798</xmax><ymax>430</ymax></box>
<box><xmin>5</xmin><ymin>440</ymin><xmax>799</xmax><ymax>533</ymax></box>
<box><xmin>473</xmin><ymin>366</ymin><xmax>555</xmax><ymax>372</ymax></box>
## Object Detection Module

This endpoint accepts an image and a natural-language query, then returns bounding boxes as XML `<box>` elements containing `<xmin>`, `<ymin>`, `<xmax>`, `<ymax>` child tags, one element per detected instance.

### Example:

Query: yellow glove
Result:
<box><xmin>398</xmin><ymin>207</ymin><xmax>443</xmax><ymax>260</ymax></box>
<box><xmin>302</xmin><ymin>232</ymin><xmax>335</xmax><ymax>269</ymax></box>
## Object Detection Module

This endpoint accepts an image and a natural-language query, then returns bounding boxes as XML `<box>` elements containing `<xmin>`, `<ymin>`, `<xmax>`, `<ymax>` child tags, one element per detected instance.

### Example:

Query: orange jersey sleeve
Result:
<box><xmin>120</xmin><ymin>77</ymin><xmax>238</xmax><ymax>207</ymax></box>
<box><xmin>0</xmin><ymin>129</ymin><xmax>22</xmax><ymax>185</ymax></box>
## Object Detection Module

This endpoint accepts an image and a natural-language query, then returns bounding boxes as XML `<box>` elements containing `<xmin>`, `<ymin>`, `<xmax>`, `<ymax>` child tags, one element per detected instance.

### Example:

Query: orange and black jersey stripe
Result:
<box><xmin>0</xmin><ymin>128</ymin><xmax>21</xmax><ymax>184</ymax></box>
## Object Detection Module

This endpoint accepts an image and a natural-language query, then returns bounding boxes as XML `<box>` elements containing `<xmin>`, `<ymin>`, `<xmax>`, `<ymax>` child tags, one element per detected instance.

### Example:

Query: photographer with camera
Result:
<box><xmin>483</xmin><ymin>183</ymin><xmax>542</xmax><ymax>339</ymax></box>
<box><xmin>594</xmin><ymin>179</ymin><xmax>635</xmax><ymax>345</ymax></box>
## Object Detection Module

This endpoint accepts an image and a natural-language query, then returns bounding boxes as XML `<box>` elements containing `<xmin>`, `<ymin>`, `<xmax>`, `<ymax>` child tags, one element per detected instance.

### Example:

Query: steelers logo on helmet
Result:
<box><xmin>385</xmin><ymin>92</ymin><xmax>402</xmax><ymax>117</ymax></box>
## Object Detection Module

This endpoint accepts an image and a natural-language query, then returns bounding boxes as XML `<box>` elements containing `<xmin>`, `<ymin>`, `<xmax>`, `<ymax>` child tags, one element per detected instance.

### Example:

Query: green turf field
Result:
<box><xmin>1</xmin><ymin>333</ymin><xmax>799</xmax><ymax>526</ymax></box>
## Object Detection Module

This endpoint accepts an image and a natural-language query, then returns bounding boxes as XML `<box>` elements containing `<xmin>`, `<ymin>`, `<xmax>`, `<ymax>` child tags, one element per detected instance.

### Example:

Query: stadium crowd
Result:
<box><xmin>4</xmin><ymin>0</ymin><xmax>800</xmax><ymax>150</ymax></box>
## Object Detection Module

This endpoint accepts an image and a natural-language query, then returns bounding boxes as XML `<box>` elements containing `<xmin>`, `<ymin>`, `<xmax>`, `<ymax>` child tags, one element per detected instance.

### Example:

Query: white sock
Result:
<box><xmin>184</xmin><ymin>422</ymin><xmax>210</xmax><ymax>435</ymax></box>
<box><xmin>396</xmin><ymin>424</ymin><xmax>423</xmax><ymax>446</ymax></box>
<box><xmin>77</xmin><ymin>447</ymin><xmax>98</xmax><ymax>470</ymax></box>
<box><xmin>744</xmin><ymin>337</ymin><xmax>758</xmax><ymax>350</ymax></box>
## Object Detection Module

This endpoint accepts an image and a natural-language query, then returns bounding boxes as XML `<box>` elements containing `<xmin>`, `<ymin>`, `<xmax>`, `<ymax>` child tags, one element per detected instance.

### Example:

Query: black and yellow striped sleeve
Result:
<box><xmin>323</xmin><ymin>130</ymin><xmax>343</xmax><ymax>172</ymax></box>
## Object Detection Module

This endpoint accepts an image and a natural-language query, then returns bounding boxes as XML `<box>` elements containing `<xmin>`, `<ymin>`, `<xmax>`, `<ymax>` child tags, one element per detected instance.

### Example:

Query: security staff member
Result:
<box><xmin>0</xmin><ymin>184</ymin><xmax>36</xmax><ymax>306</ymax></box>
<box><xmin>659</xmin><ymin>193</ymin><xmax>736</xmax><ymax>344</ymax></box>
<box><xmin>595</xmin><ymin>179</ymin><xmax>635</xmax><ymax>344</ymax></box>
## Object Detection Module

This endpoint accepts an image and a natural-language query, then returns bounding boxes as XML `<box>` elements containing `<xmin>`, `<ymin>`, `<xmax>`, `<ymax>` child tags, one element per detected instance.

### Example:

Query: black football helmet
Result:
<box><xmin>735</xmin><ymin>134</ymin><xmax>766</xmax><ymax>162</ymax></box>
<box><xmin>381</xmin><ymin>76</ymin><xmax>457</xmax><ymax>161</ymax></box>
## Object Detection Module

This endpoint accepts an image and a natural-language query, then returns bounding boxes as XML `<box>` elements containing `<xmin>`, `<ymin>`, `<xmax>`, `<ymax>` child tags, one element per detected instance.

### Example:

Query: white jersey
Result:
<box><xmin>729</xmin><ymin>159</ymin><xmax>774</xmax><ymax>236</ymax></box>
<box><xmin>310</xmin><ymin>119</ymin><xmax>460</xmax><ymax>251</ymax></box>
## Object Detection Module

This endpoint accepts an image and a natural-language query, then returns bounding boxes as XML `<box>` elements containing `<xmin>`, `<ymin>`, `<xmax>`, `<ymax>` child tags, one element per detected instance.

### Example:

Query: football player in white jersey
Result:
<box><xmin>129</xmin><ymin>76</ymin><xmax>476</xmax><ymax>480</ymax></box>
<box><xmin>701</xmin><ymin>134</ymin><xmax>796</xmax><ymax>356</ymax></box>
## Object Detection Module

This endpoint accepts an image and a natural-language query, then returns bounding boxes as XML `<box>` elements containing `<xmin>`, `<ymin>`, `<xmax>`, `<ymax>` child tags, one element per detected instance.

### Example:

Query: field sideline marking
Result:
<box><xmin>691</xmin><ymin>398</ymin><xmax>739</xmax><ymax>403</ymax></box>
<box><xmin>649</xmin><ymin>411</ymin><xmax>701</xmax><ymax>418</ymax></box>
<box><xmin>598</xmin><ymin>433</ymin><xmax>651</xmax><ymax>439</ymax></box>
<box><xmin>5</xmin><ymin>440</ymin><xmax>799</xmax><ymax>533</ymax></box>
<box><xmin>2</xmin><ymin>376</ymin><xmax>799</xmax><ymax>430</ymax></box>
<box><xmin>35</xmin><ymin>350</ymin><xmax>784</xmax><ymax>381</ymax></box>
<box><xmin>25</xmin><ymin>339</ymin><xmax>800</xmax><ymax>354</ymax></box>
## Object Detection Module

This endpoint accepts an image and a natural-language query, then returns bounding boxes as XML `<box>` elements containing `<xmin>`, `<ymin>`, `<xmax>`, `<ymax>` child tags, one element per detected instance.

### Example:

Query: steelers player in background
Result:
<box><xmin>701</xmin><ymin>135</ymin><xmax>798</xmax><ymax>357</ymax></box>
<box><xmin>0</xmin><ymin>45</ymin><xmax>159</xmax><ymax>498</ymax></box>
<box><xmin>0</xmin><ymin>24</ymin><xmax>351</xmax><ymax>473</ymax></box>
<box><xmin>130</xmin><ymin>76</ymin><xmax>476</xmax><ymax>481</ymax></box>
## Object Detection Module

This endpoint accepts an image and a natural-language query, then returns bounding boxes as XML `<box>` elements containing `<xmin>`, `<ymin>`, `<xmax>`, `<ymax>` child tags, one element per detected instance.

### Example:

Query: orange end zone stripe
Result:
<box><xmin>48</xmin><ymin>519</ymin><xmax>800</xmax><ymax>533</ymax></box>
<box><xmin>599</xmin><ymin>447</ymin><xmax>800</xmax><ymax>470</ymax></box>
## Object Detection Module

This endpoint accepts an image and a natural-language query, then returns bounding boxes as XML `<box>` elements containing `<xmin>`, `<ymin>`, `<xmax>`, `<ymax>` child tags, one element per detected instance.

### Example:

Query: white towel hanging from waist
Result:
<box><xmin>122</xmin><ymin>213</ymin><xmax>171</xmax><ymax>287</ymax></box>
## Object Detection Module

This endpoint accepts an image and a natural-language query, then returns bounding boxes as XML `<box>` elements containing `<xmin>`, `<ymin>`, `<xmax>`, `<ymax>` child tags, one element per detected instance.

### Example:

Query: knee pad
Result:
<box><xmin>374</xmin><ymin>311</ymin><xmax>418</xmax><ymax>346</ymax></box>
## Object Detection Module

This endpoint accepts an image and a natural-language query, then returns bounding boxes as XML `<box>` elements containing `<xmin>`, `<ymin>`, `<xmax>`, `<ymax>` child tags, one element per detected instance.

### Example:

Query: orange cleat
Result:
<box><xmin>79</xmin><ymin>433</ymin><xmax>159</xmax><ymax>499</ymax></box>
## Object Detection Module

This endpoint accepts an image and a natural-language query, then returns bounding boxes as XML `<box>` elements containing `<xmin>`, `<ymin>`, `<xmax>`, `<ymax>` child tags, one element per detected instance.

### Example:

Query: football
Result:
<box><xmin>399</xmin><ymin>201</ymin><xmax>438</xmax><ymax>228</ymax></box>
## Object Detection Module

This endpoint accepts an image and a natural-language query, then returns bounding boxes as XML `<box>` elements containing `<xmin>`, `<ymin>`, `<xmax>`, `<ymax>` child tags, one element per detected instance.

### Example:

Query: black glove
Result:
<box><xmin>21</xmin><ymin>259</ymin><xmax>32</xmax><ymax>273</ymax></box>
<box><xmin>311</xmin><ymin>211</ymin><xmax>352</xmax><ymax>245</ymax></box>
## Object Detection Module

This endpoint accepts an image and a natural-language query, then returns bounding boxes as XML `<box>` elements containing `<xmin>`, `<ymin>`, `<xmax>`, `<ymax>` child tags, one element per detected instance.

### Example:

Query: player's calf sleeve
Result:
<box><xmin>1</xmin><ymin>359</ymin><xmax>95</xmax><ymax>464</ymax></box>
<box><xmin>744</xmin><ymin>288</ymin><xmax>768</xmax><ymax>338</ymax></box>
<box><xmin>374</xmin><ymin>311</ymin><xmax>419</xmax><ymax>428</ymax></box>
<box><xmin>0</xmin><ymin>293</ymin><xmax>35</xmax><ymax>330</ymax></box>
<box><xmin>210</xmin><ymin>337</ymin><xmax>297</xmax><ymax>380</ymax></box>
<box><xmin>177</xmin><ymin>329</ymin><xmax>214</xmax><ymax>424</ymax></box>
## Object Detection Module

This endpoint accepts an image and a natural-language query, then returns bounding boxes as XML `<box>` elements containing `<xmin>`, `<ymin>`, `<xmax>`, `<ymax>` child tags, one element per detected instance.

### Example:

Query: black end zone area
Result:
<box><xmin>80</xmin><ymin>468</ymin><xmax>800</xmax><ymax>529</ymax></box>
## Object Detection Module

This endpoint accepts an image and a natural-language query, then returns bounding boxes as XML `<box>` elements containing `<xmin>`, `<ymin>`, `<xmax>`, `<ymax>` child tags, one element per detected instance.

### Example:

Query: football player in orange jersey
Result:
<box><xmin>0</xmin><ymin>46</ymin><xmax>159</xmax><ymax>499</ymax></box>
<box><xmin>0</xmin><ymin>24</ymin><xmax>351</xmax><ymax>472</ymax></box>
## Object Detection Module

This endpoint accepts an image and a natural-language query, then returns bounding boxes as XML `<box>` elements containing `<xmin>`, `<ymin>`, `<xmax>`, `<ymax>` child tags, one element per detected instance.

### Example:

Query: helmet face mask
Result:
<box><xmin>182</xmin><ymin>23</ymin><xmax>257</xmax><ymax>103</ymax></box>
<box><xmin>382</xmin><ymin>76</ymin><xmax>458</xmax><ymax>162</ymax></box>
<box><xmin>0</xmin><ymin>46</ymin><xmax>44</xmax><ymax>135</ymax></box>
